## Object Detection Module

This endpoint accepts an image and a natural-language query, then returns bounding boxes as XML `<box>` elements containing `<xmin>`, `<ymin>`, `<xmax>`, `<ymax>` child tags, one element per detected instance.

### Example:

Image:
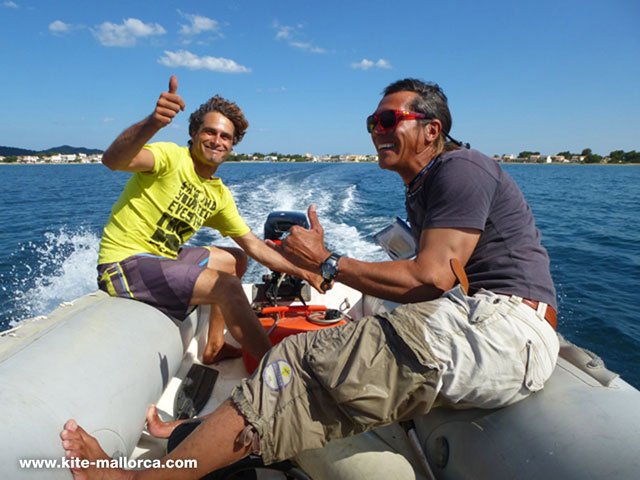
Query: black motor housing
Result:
<box><xmin>254</xmin><ymin>211</ymin><xmax>311</xmax><ymax>305</ymax></box>
<box><xmin>264</xmin><ymin>211</ymin><xmax>309</xmax><ymax>241</ymax></box>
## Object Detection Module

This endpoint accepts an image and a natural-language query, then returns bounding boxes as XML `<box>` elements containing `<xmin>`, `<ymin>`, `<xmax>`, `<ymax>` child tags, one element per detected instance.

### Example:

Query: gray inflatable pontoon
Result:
<box><xmin>1</xmin><ymin>286</ymin><xmax>639</xmax><ymax>479</ymax></box>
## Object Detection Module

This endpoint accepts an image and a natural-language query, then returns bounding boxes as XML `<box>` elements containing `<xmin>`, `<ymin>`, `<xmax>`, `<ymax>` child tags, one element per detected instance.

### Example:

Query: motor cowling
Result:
<box><xmin>264</xmin><ymin>211</ymin><xmax>309</xmax><ymax>241</ymax></box>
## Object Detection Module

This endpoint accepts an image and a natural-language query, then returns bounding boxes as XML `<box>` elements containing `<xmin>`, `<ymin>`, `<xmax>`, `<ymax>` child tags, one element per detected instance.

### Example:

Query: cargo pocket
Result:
<box><xmin>305</xmin><ymin>317</ymin><xmax>439</xmax><ymax>425</ymax></box>
<box><xmin>523</xmin><ymin>339</ymin><xmax>548</xmax><ymax>392</ymax></box>
<box><xmin>468</xmin><ymin>295</ymin><xmax>502</xmax><ymax>326</ymax></box>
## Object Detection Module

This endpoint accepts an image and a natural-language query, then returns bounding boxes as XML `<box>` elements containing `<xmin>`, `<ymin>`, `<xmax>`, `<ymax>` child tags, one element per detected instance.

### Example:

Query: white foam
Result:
<box><xmin>338</xmin><ymin>184</ymin><xmax>358</xmax><ymax>216</ymax></box>
<box><xmin>186</xmin><ymin>171</ymin><xmax>389</xmax><ymax>282</ymax></box>
<box><xmin>7</xmin><ymin>227</ymin><xmax>99</xmax><ymax>327</ymax></box>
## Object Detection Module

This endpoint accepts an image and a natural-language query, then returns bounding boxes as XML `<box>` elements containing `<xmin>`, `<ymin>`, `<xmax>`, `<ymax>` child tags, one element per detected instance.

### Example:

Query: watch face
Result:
<box><xmin>321</xmin><ymin>262</ymin><xmax>335</xmax><ymax>279</ymax></box>
<box><xmin>321</xmin><ymin>256</ymin><xmax>338</xmax><ymax>280</ymax></box>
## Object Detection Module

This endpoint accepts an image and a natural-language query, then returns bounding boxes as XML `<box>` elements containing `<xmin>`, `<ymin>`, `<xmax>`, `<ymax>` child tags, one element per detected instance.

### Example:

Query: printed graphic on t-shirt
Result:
<box><xmin>150</xmin><ymin>181</ymin><xmax>217</xmax><ymax>255</ymax></box>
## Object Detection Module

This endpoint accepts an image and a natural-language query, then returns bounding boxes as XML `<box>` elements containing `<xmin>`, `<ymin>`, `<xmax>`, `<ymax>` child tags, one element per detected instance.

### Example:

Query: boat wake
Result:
<box><xmin>190</xmin><ymin>169</ymin><xmax>388</xmax><ymax>282</ymax></box>
<box><xmin>1</xmin><ymin>227</ymin><xmax>99</xmax><ymax>328</ymax></box>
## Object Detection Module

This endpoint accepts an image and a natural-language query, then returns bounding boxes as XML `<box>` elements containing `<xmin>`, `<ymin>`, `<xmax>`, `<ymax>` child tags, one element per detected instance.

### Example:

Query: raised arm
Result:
<box><xmin>102</xmin><ymin>75</ymin><xmax>186</xmax><ymax>172</ymax></box>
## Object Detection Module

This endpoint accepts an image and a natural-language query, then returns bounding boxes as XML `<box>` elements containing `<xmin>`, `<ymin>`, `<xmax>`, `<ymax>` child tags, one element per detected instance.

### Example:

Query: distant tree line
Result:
<box><xmin>0</xmin><ymin>145</ymin><xmax>103</xmax><ymax>156</ymax></box>
<box><xmin>229</xmin><ymin>152</ymin><xmax>313</xmax><ymax>162</ymax></box>
<box><xmin>606</xmin><ymin>150</ymin><xmax>640</xmax><ymax>164</ymax></box>
<box><xmin>515</xmin><ymin>148</ymin><xmax>640</xmax><ymax>164</ymax></box>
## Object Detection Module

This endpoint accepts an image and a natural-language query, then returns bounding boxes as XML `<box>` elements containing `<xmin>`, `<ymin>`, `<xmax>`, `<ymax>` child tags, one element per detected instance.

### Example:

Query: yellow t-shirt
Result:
<box><xmin>98</xmin><ymin>142</ymin><xmax>250</xmax><ymax>264</ymax></box>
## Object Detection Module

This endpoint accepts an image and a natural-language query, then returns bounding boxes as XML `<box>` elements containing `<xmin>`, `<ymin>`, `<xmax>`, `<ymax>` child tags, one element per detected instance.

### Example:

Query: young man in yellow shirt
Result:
<box><xmin>97</xmin><ymin>75</ymin><xmax>320</xmax><ymax>365</ymax></box>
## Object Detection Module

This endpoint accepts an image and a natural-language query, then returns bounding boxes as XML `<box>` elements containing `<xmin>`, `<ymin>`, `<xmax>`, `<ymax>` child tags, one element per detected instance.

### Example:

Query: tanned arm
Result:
<box><xmin>102</xmin><ymin>75</ymin><xmax>185</xmax><ymax>173</ymax></box>
<box><xmin>233</xmin><ymin>231</ymin><xmax>325</xmax><ymax>292</ymax></box>
<box><xmin>273</xmin><ymin>204</ymin><xmax>480</xmax><ymax>303</ymax></box>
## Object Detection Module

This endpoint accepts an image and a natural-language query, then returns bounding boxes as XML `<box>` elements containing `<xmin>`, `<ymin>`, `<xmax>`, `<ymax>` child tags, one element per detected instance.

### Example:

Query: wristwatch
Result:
<box><xmin>320</xmin><ymin>252</ymin><xmax>342</xmax><ymax>292</ymax></box>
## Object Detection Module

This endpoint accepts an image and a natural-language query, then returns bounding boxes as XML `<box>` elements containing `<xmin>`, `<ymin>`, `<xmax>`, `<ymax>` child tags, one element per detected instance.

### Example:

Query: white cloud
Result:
<box><xmin>352</xmin><ymin>59</ymin><xmax>374</xmax><ymax>70</ymax></box>
<box><xmin>158</xmin><ymin>50</ymin><xmax>250</xmax><ymax>74</ymax></box>
<box><xmin>351</xmin><ymin>58</ymin><xmax>392</xmax><ymax>70</ymax></box>
<box><xmin>273</xmin><ymin>22</ymin><xmax>325</xmax><ymax>54</ymax></box>
<box><xmin>290</xmin><ymin>41</ymin><xmax>325</xmax><ymax>54</ymax></box>
<box><xmin>178</xmin><ymin>12</ymin><xmax>220</xmax><ymax>36</ymax></box>
<box><xmin>93</xmin><ymin>18</ymin><xmax>166</xmax><ymax>47</ymax></box>
<box><xmin>275</xmin><ymin>25</ymin><xmax>294</xmax><ymax>40</ymax></box>
<box><xmin>49</xmin><ymin>20</ymin><xmax>71</xmax><ymax>34</ymax></box>
<box><xmin>3</xmin><ymin>1</ymin><xmax>18</xmax><ymax>8</ymax></box>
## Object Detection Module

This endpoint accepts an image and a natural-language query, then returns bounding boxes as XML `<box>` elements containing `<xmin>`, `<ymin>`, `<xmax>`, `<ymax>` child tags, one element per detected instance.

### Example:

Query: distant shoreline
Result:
<box><xmin>2</xmin><ymin>161</ymin><xmax>639</xmax><ymax>167</ymax></box>
<box><xmin>0</xmin><ymin>162</ymin><xmax>103</xmax><ymax>166</ymax></box>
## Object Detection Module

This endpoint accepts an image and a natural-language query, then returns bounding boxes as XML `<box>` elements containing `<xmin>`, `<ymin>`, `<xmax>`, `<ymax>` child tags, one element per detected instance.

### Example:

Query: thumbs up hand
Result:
<box><xmin>152</xmin><ymin>75</ymin><xmax>186</xmax><ymax>128</ymax></box>
<box><xmin>266</xmin><ymin>204</ymin><xmax>331</xmax><ymax>272</ymax></box>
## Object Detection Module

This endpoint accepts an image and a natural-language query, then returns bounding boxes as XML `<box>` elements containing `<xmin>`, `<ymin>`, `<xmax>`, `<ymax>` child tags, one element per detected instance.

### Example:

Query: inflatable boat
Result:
<box><xmin>2</xmin><ymin>213</ymin><xmax>639</xmax><ymax>479</ymax></box>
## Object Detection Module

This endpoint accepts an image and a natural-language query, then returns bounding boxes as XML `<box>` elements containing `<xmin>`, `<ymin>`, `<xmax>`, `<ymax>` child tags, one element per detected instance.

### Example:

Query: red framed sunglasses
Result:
<box><xmin>366</xmin><ymin>110</ymin><xmax>428</xmax><ymax>134</ymax></box>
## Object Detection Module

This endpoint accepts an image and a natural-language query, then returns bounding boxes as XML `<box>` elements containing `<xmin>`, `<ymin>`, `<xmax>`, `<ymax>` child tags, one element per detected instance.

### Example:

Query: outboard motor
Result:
<box><xmin>253</xmin><ymin>211</ymin><xmax>311</xmax><ymax>305</ymax></box>
<box><xmin>263</xmin><ymin>211</ymin><xmax>309</xmax><ymax>242</ymax></box>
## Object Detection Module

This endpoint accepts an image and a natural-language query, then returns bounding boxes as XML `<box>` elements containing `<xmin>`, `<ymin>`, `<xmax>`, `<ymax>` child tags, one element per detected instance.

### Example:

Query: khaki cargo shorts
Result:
<box><xmin>231</xmin><ymin>285</ymin><xmax>559</xmax><ymax>464</ymax></box>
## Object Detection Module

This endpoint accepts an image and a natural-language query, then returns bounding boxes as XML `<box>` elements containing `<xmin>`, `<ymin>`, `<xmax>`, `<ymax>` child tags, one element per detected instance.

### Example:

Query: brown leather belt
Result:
<box><xmin>522</xmin><ymin>299</ymin><xmax>557</xmax><ymax>330</ymax></box>
<box><xmin>448</xmin><ymin>259</ymin><xmax>557</xmax><ymax>330</ymax></box>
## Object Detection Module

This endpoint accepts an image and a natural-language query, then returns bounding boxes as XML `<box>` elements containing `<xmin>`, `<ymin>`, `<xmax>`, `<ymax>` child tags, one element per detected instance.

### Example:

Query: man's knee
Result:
<box><xmin>213</xmin><ymin>271</ymin><xmax>245</xmax><ymax>298</ymax></box>
<box><xmin>193</xmin><ymin>268</ymin><xmax>246</xmax><ymax>306</ymax></box>
<box><xmin>229</xmin><ymin>248</ymin><xmax>248</xmax><ymax>277</ymax></box>
<box><xmin>208</xmin><ymin>246</ymin><xmax>248</xmax><ymax>277</ymax></box>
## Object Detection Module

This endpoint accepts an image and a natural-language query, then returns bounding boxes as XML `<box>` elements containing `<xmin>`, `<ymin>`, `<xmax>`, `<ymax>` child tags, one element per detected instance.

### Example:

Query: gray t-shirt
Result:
<box><xmin>406</xmin><ymin>148</ymin><xmax>557</xmax><ymax>310</ymax></box>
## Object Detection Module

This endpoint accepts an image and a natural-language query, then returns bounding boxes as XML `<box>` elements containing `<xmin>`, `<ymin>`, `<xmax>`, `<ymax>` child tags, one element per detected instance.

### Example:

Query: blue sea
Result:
<box><xmin>1</xmin><ymin>162</ymin><xmax>638</xmax><ymax>388</ymax></box>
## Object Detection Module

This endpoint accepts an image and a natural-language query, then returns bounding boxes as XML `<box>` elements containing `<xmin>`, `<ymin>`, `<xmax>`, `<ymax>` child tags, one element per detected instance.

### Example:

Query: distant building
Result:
<box><xmin>20</xmin><ymin>155</ymin><xmax>40</xmax><ymax>163</ymax></box>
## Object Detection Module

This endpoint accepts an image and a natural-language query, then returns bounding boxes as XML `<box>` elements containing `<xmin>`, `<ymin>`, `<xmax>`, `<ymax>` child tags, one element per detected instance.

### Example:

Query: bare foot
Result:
<box><xmin>202</xmin><ymin>342</ymin><xmax>242</xmax><ymax>365</ymax></box>
<box><xmin>146</xmin><ymin>405</ymin><xmax>188</xmax><ymax>439</ymax></box>
<box><xmin>60</xmin><ymin>419</ymin><xmax>132</xmax><ymax>480</ymax></box>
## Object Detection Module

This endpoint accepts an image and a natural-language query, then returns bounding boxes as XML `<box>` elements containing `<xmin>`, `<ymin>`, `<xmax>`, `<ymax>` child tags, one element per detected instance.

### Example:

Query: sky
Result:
<box><xmin>1</xmin><ymin>0</ymin><xmax>638</xmax><ymax>157</ymax></box>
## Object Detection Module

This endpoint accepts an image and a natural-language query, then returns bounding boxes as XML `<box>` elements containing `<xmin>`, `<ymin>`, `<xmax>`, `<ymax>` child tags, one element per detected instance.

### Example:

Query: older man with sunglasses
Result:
<box><xmin>61</xmin><ymin>79</ymin><xmax>559</xmax><ymax>480</ymax></box>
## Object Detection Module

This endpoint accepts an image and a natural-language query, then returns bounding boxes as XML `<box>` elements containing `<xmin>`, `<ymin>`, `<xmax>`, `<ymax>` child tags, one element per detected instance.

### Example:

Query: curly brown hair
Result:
<box><xmin>188</xmin><ymin>95</ymin><xmax>249</xmax><ymax>145</ymax></box>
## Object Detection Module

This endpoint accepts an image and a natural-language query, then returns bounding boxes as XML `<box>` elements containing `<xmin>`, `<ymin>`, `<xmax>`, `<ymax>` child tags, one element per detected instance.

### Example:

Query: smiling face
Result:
<box><xmin>370</xmin><ymin>91</ymin><xmax>440</xmax><ymax>183</ymax></box>
<box><xmin>189</xmin><ymin>111</ymin><xmax>235</xmax><ymax>177</ymax></box>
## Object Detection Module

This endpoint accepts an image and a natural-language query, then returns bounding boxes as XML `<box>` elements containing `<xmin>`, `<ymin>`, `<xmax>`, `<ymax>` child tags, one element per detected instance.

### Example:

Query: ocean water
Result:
<box><xmin>0</xmin><ymin>162</ymin><xmax>638</xmax><ymax>388</ymax></box>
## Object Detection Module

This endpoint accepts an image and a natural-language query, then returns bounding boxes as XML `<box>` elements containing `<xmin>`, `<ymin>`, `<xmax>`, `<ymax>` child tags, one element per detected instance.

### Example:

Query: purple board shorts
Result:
<box><xmin>97</xmin><ymin>247</ymin><xmax>210</xmax><ymax>320</ymax></box>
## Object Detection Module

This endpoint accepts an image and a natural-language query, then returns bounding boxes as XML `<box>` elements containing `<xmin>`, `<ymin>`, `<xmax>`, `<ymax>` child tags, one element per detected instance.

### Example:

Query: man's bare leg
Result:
<box><xmin>191</xmin><ymin>266</ymin><xmax>270</xmax><ymax>361</ymax></box>
<box><xmin>203</xmin><ymin>308</ymin><xmax>242</xmax><ymax>364</ymax></box>
<box><xmin>199</xmin><ymin>247</ymin><xmax>256</xmax><ymax>364</ymax></box>
<box><xmin>62</xmin><ymin>400</ymin><xmax>250</xmax><ymax>480</ymax></box>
